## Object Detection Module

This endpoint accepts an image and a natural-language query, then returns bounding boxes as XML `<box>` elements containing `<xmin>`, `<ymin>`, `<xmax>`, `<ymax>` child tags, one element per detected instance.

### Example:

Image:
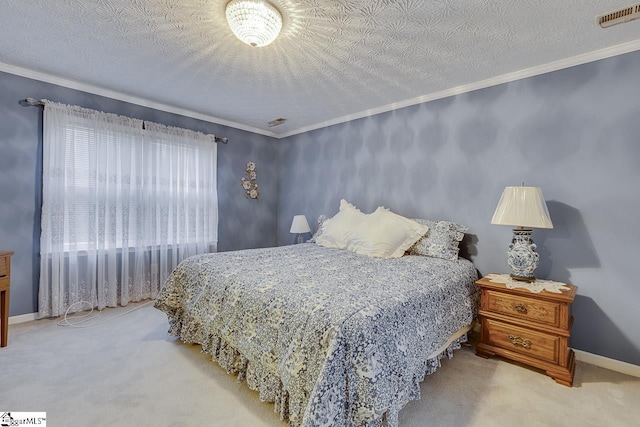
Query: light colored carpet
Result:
<box><xmin>1</xmin><ymin>303</ymin><xmax>639</xmax><ymax>427</ymax></box>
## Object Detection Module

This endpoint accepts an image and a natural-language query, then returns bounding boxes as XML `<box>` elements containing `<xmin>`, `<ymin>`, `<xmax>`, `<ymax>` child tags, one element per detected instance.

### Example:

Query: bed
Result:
<box><xmin>154</xmin><ymin>241</ymin><xmax>478</xmax><ymax>426</ymax></box>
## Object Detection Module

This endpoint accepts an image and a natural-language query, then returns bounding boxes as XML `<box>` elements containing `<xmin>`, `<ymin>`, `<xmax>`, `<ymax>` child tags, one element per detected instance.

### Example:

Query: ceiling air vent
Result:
<box><xmin>268</xmin><ymin>117</ymin><xmax>287</xmax><ymax>127</ymax></box>
<box><xmin>597</xmin><ymin>4</ymin><xmax>640</xmax><ymax>28</ymax></box>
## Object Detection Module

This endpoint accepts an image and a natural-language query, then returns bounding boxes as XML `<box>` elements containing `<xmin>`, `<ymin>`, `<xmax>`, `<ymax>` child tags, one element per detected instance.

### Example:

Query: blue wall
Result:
<box><xmin>0</xmin><ymin>71</ymin><xmax>279</xmax><ymax>317</ymax></box>
<box><xmin>3</xmin><ymin>49</ymin><xmax>640</xmax><ymax>365</ymax></box>
<box><xmin>277</xmin><ymin>51</ymin><xmax>640</xmax><ymax>365</ymax></box>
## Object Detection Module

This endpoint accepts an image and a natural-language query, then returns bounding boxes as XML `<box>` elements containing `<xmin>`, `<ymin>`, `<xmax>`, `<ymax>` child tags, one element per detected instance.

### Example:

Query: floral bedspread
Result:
<box><xmin>154</xmin><ymin>244</ymin><xmax>478</xmax><ymax>426</ymax></box>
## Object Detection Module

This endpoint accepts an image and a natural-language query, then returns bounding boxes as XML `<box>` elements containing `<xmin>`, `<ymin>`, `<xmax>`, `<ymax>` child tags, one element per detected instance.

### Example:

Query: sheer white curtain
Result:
<box><xmin>39</xmin><ymin>101</ymin><xmax>218</xmax><ymax>317</ymax></box>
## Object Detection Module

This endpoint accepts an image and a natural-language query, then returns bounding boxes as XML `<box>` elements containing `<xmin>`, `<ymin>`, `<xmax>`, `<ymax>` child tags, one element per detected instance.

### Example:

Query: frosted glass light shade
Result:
<box><xmin>226</xmin><ymin>0</ymin><xmax>282</xmax><ymax>47</ymax></box>
<box><xmin>290</xmin><ymin>215</ymin><xmax>311</xmax><ymax>234</ymax></box>
<box><xmin>491</xmin><ymin>186</ymin><xmax>553</xmax><ymax>229</ymax></box>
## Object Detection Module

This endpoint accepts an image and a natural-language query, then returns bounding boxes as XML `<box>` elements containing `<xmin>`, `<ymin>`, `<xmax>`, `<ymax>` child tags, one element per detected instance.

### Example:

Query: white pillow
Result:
<box><xmin>315</xmin><ymin>199</ymin><xmax>365</xmax><ymax>249</ymax></box>
<box><xmin>346</xmin><ymin>207</ymin><xmax>429</xmax><ymax>258</ymax></box>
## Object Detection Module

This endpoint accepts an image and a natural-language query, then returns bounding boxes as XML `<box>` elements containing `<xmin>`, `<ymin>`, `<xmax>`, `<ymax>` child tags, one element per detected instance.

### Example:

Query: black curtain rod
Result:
<box><xmin>20</xmin><ymin>98</ymin><xmax>228</xmax><ymax>144</ymax></box>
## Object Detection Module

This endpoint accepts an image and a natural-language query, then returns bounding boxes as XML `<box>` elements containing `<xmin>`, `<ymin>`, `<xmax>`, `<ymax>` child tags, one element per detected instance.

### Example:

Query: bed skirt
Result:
<box><xmin>164</xmin><ymin>305</ymin><xmax>470</xmax><ymax>427</ymax></box>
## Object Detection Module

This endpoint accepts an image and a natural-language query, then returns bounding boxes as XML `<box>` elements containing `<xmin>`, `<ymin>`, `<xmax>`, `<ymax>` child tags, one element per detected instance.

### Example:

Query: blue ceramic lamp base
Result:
<box><xmin>507</xmin><ymin>228</ymin><xmax>539</xmax><ymax>282</ymax></box>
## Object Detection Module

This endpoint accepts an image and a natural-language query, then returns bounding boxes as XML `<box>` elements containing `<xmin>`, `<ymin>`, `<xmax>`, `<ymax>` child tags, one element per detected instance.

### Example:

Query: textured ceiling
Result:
<box><xmin>1</xmin><ymin>0</ymin><xmax>640</xmax><ymax>137</ymax></box>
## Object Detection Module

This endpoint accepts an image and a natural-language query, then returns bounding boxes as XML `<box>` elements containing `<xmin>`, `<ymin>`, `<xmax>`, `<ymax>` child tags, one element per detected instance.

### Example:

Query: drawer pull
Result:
<box><xmin>514</xmin><ymin>303</ymin><xmax>528</xmax><ymax>314</ymax></box>
<box><xmin>509</xmin><ymin>335</ymin><xmax>532</xmax><ymax>349</ymax></box>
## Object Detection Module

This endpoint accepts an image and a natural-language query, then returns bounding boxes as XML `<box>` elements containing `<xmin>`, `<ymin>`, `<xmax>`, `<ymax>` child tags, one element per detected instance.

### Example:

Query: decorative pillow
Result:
<box><xmin>409</xmin><ymin>218</ymin><xmax>468</xmax><ymax>261</ymax></box>
<box><xmin>345</xmin><ymin>207</ymin><xmax>429</xmax><ymax>259</ymax></box>
<box><xmin>308</xmin><ymin>215</ymin><xmax>328</xmax><ymax>243</ymax></box>
<box><xmin>315</xmin><ymin>200</ymin><xmax>365</xmax><ymax>249</ymax></box>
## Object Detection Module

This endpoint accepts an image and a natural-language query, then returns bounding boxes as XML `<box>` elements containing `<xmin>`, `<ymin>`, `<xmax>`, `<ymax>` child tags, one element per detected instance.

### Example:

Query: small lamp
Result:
<box><xmin>491</xmin><ymin>185</ymin><xmax>553</xmax><ymax>282</ymax></box>
<box><xmin>290</xmin><ymin>215</ymin><xmax>311</xmax><ymax>244</ymax></box>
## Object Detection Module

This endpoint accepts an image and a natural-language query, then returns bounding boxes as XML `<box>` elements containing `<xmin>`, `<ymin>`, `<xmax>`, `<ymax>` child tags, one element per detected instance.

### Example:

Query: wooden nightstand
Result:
<box><xmin>475</xmin><ymin>274</ymin><xmax>578</xmax><ymax>386</ymax></box>
<box><xmin>0</xmin><ymin>251</ymin><xmax>15</xmax><ymax>347</ymax></box>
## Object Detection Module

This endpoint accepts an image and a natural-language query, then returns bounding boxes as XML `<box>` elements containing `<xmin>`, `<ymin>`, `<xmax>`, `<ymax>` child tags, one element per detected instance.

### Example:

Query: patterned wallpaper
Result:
<box><xmin>2</xmin><ymin>49</ymin><xmax>640</xmax><ymax>365</ymax></box>
<box><xmin>0</xmin><ymin>71</ymin><xmax>279</xmax><ymax>316</ymax></box>
<box><xmin>278</xmin><ymin>50</ymin><xmax>640</xmax><ymax>365</ymax></box>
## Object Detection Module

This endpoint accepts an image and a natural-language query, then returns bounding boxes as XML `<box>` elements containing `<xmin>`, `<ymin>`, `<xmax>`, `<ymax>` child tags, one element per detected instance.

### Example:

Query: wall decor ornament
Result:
<box><xmin>241</xmin><ymin>161</ymin><xmax>259</xmax><ymax>200</ymax></box>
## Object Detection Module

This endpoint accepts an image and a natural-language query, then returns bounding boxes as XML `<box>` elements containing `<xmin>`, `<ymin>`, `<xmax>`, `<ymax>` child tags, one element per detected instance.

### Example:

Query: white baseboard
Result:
<box><xmin>8</xmin><ymin>312</ymin><xmax>38</xmax><ymax>324</ymax></box>
<box><xmin>574</xmin><ymin>349</ymin><xmax>640</xmax><ymax>379</ymax></box>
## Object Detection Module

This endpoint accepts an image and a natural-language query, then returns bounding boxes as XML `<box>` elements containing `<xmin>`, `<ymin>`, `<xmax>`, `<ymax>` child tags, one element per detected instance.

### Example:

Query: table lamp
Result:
<box><xmin>290</xmin><ymin>215</ymin><xmax>311</xmax><ymax>244</ymax></box>
<box><xmin>491</xmin><ymin>185</ymin><xmax>553</xmax><ymax>282</ymax></box>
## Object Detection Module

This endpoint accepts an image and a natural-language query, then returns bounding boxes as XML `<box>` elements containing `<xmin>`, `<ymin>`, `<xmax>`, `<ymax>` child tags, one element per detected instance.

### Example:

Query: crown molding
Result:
<box><xmin>3</xmin><ymin>39</ymin><xmax>640</xmax><ymax>140</ymax></box>
<box><xmin>0</xmin><ymin>61</ymin><xmax>279</xmax><ymax>139</ymax></box>
<box><xmin>276</xmin><ymin>39</ymin><xmax>640</xmax><ymax>139</ymax></box>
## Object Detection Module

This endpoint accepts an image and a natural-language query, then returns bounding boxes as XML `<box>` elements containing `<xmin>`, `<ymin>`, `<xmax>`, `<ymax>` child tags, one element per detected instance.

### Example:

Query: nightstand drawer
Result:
<box><xmin>0</xmin><ymin>277</ymin><xmax>8</xmax><ymax>291</ymax></box>
<box><xmin>0</xmin><ymin>256</ymin><xmax>6</xmax><ymax>277</ymax></box>
<box><xmin>485</xmin><ymin>290</ymin><xmax>560</xmax><ymax>327</ymax></box>
<box><xmin>483</xmin><ymin>318</ymin><xmax>559</xmax><ymax>364</ymax></box>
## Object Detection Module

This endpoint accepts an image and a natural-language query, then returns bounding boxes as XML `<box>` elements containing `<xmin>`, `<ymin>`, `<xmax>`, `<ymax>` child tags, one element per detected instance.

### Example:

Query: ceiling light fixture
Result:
<box><xmin>225</xmin><ymin>0</ymin><xmax>282</xmax><ymax>47</ymax></box>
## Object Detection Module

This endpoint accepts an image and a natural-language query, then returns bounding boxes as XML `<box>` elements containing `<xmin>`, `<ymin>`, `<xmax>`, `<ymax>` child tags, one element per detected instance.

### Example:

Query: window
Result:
<box><xmin>39</xmin><ymin>101</ymin><xmax>218</xmax><ymax>317</ymax></box>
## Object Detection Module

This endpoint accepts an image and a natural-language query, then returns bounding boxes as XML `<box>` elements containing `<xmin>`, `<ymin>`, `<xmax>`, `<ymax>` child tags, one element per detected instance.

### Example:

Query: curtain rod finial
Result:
<box><xmin>20</xmin><ymin>98</ymin><xmax>44</xmax><ymax>107</ymax></box>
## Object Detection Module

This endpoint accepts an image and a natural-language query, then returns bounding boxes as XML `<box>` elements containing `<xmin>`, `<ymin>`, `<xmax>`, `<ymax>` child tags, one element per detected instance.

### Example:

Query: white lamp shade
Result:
<box><xmin>290</xmin><ymin>215</ymin><xmax>311</xmax><ymax>234</ymax></box>
<box><xmin>491</xmin><ymin>186</ymin><xmax>553</xmax><ymax>229</ymax></box>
